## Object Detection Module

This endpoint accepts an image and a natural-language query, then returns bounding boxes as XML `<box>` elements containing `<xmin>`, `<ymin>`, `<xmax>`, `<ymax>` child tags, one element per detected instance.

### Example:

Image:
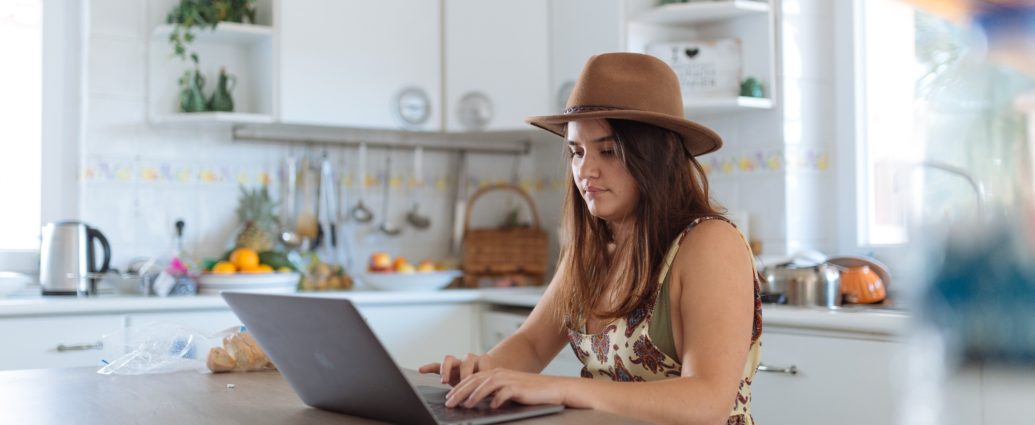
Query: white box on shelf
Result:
<box><xmin>646</xmin><ymin>38</ymin><xmax>742</xmax><ymax>99</ymax></box>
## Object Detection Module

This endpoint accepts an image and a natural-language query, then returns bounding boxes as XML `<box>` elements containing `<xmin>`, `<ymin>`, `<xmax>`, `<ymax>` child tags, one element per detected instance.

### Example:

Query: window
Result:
<box><xmin>853</xmin><ymin>0</ymin><xmax>1034</xmax><ymax>249</ymax></box>
<box><xmin>0</xmin><ymin>0</ymin><xmax>42</xmax><ymax>251</ymax></box>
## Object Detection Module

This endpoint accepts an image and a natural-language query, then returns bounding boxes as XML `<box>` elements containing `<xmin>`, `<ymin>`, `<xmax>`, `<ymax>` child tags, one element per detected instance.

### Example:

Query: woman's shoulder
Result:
<box><xmin>671</xmin><ymin>217</ymin><xmax>752</xmax><ymax>279</ymax></box>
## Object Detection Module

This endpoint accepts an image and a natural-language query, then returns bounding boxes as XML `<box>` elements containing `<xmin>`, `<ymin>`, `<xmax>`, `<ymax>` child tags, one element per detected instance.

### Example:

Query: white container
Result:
<box><xmin>645</xmin><ymin>38</ymin><xmax>743</xmax><ymax>98</ymax></box>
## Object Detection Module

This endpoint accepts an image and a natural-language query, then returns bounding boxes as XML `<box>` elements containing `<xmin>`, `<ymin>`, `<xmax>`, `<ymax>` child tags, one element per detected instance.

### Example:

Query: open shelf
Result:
<box><xmin>150</xmin><ymin>22</ymin><xmax>273</xmax><ymax>44</ymax></box>
<box><xmin>684</xmin><ymin>96</ymin><xmax>773</xmax><ymax>114</ymax></box>
<box><xmin>631</xmin><ymin>0</ymin><xmax>770</xmax><ymax>26</ymax></box>
<box><xmin>149</xmin><ymin>112</ymin><xmax>274</xmax><ymax>125</ymax></box>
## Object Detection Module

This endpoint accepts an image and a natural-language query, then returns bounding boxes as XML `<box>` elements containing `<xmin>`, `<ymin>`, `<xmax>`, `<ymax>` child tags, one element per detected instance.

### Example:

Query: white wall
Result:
<box><xmin>80</xmin><ymin>0</ymin><xmax>840</xmax><ymax>275</ymax></box>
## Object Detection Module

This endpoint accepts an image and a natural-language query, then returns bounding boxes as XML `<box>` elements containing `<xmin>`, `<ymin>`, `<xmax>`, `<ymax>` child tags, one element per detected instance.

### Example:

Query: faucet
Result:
<box><xmin>895</xmin><ymin>160</ymin><xmax>987</xmax><ymax>220</ymax></box>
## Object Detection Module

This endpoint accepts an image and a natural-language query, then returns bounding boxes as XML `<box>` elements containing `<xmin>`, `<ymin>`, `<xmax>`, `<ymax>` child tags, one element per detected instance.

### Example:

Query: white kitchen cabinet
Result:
<box><xmin>750</xmin><ymin>331</ymin><xmax>904</xmax><ymax>425</ymax></box>
<box><xmin>125</xmin><ymin>310</ymin><xmax>243</xmax><ymax>336</ymax></box>
<box><xmin>356</xmin><ymin>303</ymin><xmax>478</xmax><ymax>370</ymax></box>
<box><xmin>0</xmin><ymin>315</ymin><xmax>125</xmax><ymax>371</ymax></box>
<box><xmin>278</xmin><ymin>0</ymin><xmax>442</xmax><ymax>130</ymax></box>
<box><xmin>480</xmin><ymin>309</ymin><xmax>582</xmax><ymax>377</ymax></box>
<box><xmin>444</xmin><ymin>0</ymin><xmax>551</xmax><ymax>132</ymax></box>
<box><xmin>548</xmin><ymin>0</ymin><xmax>625</xmax><ymax>114</ymax></box>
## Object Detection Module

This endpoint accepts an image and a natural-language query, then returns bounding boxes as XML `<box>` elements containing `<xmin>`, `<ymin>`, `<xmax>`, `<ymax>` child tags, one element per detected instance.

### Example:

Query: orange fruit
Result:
<box><xmin>241</xmin><ymin>264</ymin><xmax>273</xmax><ymax>274</ymax></box>
<box><xmin>212</xmin><ymin>261</ymin><xmax>237</xmax><ymax>274</ymax></box>
<box><xmin>229</xmin><ymin>248</ymin><xmax>260</xmax><ymax>270</ymax></box>
<box><xmin>392</xmin><ymin>257</ymin><xmax>409</xmax><ymax>271</ymax></box>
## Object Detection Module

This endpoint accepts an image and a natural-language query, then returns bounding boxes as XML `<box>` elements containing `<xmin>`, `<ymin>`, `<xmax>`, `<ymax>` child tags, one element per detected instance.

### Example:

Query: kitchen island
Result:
<box><xmin>0</xmin><ymin>366</ymin><xmax>646</xmax><ymax>424</ymax></box>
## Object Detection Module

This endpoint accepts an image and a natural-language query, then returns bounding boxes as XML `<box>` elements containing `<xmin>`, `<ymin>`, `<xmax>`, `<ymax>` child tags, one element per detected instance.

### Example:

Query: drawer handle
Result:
<box><xmin>757</xmin><ymin>363</ymin><xmax>798</xmax><ymax>375</ymax></box>
<box><xmin>55</xmin><ymin>342</ymin><xmax>103</xmax><ymax>352</ymax></box>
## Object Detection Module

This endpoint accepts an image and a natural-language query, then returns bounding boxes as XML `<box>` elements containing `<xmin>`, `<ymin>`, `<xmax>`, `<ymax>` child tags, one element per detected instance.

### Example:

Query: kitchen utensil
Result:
<box><xmin>839</xmin><ymin>265</ymin><xmax>887</xmax><ymax>304</ymax></box>
<box><xmin>295</xmin><ymin>156</ymin><xmax>320</xmax><ymax>244</ymax></box>
<box><xmin>378</xmin><ymin>152</ymin><xmax>401</xmax><ymax>236</ymax></box>
<box><xmin>280</xmin><ymin>155</ymin><xmax>302</xmax><ymax>250</ymax></box>
<box><xmin>39</xmin><ymin>221</ymin><xmax>112</xmax><ymax>296</ymax></box>
<box><xmin>350</xmin><ymin>143</ymin><xmax>374</xmax><ymax>223</ymax></box>
<box><xmin>336</xmin><ymin>149</ymin><xmax>353</xmax><ymax>271</ymax></box>
<box><xmin>406</xmin><ymin>146</ymin><xmax>431</xmax><ymax>229</ymax></box>
<box><xmin>317</xmin><ymin>153</ymin><xmax>338</xmax><ymax>257</ymax></box>
<box><xmin>827</xmin><ymin>255</ymin><xmax>892</xmax><ymax>289</ymax></box>
<box><xmin>762</xmin><ymin>262</ymin><xmax>842</xmax><ymax>308</ymax></box>
<box><xmin>450</xmin><ymin>151</ymin><xmax>468</xmax><ymax>256</ymax></box>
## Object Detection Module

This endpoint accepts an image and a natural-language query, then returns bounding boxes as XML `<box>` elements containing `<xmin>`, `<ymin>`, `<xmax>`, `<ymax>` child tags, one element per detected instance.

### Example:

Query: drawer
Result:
<box><xmin>0</xmin><ymin>315</ymin><xmax>126</xmax><ymax>371</ymax></box>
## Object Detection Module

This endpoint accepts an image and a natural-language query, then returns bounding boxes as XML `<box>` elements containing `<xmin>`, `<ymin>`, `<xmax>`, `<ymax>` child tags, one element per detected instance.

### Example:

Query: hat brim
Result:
<box><xmin>525</xmin><ymin>110</ymin><xmax>722</xmax><ymax>157</ymax></box>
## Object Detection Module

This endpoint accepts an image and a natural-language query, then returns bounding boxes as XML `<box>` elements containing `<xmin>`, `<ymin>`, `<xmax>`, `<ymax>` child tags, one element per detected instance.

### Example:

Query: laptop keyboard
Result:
<box><xmin>418</xmin><ymin>386</ymin><xmax>524</xmax><ymax>423</ymax></box>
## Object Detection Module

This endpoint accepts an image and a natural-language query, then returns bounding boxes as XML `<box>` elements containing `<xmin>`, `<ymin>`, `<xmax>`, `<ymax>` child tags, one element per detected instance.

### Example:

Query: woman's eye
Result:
<box><xmin>601</xmin><ymin>149</ymin><xmax>616</xmax><ymax>156</ymax></box>
<box><xmin>570</xmin><ymin>150</ymin><xmax>584</xmax><ymax>158</ymax></box>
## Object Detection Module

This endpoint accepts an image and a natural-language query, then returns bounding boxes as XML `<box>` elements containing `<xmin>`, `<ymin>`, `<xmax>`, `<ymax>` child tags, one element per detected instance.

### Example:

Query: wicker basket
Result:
<box><xmin>461</xmin><ymin>184</ymin><xmax>548</xmax><ymax>288</ymax></box>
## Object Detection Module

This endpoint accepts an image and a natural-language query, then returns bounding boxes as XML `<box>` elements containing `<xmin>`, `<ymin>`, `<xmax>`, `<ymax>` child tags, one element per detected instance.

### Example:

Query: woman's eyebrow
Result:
<box><xmin>566</xmin><ymin>135</ymin><xmax>616</xmax><ymax>146</ymax></box>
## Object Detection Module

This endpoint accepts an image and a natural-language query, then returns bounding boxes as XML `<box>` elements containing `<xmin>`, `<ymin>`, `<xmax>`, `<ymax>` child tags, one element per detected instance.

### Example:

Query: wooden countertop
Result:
<box><xmin>0</xmin><ymin>367</ymin><xmax>648</xmax><ymax>424</ymax></box>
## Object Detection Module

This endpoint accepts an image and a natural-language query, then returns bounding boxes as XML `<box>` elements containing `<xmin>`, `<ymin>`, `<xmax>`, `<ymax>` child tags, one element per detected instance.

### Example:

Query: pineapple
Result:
<box><xmin>235</xmin><ymin>186</ymin><xmax>278</xmax><ymax>251</ymax></box>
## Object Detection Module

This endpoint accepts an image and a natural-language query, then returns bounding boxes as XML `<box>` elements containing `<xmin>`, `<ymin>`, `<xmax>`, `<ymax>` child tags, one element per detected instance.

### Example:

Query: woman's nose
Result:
<box><xmin>576</xmin><ymin>153</ymin><xmax>600</xmax><ymax>178</ymax></box>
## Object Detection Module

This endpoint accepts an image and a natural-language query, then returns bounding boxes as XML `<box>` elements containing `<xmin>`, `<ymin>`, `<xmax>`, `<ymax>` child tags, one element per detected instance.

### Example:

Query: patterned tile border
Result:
<box><xmin>701</xmin><ymin>147</ymin><xmax>830</xmax><ymax>178</ymax></box>
<box><xmin>84</xmin><ymin>157</ymin><xmax>571</xmax><ymax>194</ymax></box>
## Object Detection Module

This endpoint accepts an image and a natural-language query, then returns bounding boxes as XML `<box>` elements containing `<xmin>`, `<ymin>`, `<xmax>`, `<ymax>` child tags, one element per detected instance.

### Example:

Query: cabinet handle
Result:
<box><xmin>757</xmin><ymin>363</ymin><xmax>798</xmax><ymax>375</ymax></box>
<box><xmin>55</xmin><ymin>342</ymin><xmax>103</xmax><ymax>352</ymax></box>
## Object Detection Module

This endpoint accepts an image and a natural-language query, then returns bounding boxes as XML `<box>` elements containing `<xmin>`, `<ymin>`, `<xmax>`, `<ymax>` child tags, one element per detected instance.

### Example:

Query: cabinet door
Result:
<box><xmin>0</xmin><ymin>315</ymin><xmax>125</xmax><ymax>371</ymax></box>
<box><xmin>549</xmin><ymin>0</ymin><xmax>624</xmax><ymax>114</ymax></box>
<box><xmin>356</xmin><ymin>304</ymin><xmax>477</xmax><ymax>370</ymax></box>
<box><xmin>481</xmin><ymin>310</ymin><xmax>581</xmax><ymax>377</ymax></box>
<box><xmin>279</xmin><ymin>0</ymin><xmax>442</xmax><ymax>130</ymax></box>
<box><xmin>126</xmin><ymin>310</ymin><xmax>243</xmax><ymax>336</ymax></box>
<box><xmin>444</xmin><ymin>0</ymin><xmax>550</xmax><ymax>132</ymax></box>
<box><xmin>750</xmin><ymin>332</ymin><xmax>903</xmax><ymax>425</ymax></box>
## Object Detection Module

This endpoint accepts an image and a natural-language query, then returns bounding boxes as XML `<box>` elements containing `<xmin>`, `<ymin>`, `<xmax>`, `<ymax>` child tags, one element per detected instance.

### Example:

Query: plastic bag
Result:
<box><xmin>97</xmin><ymin>323</ymin><xmax>274</xmax><ymax>375</ymax></box>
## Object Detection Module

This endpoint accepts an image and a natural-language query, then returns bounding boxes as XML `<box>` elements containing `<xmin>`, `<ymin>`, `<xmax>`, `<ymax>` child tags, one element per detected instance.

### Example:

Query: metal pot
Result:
<box><xmin>762</xmin><ymin>262</ymin><xmax>842</xmax><ymax>308</ymax></box>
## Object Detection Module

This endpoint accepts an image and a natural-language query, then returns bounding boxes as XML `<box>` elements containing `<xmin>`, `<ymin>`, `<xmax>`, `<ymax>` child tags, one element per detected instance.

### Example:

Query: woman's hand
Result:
<box><xmin>418</xmin><ymin>353</ymin><xmax>498</xmax><ymax>386</ymax></box>
<box><xmin>444</xmin><ymin>368</ymin><xmax>569</xmax><ymax>409</ymax></box>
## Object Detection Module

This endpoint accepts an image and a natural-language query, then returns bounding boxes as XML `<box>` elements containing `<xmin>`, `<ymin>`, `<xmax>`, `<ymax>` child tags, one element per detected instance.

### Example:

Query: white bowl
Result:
<box><xmin>361</xmin><ymin>270</ymin><xmax>462</xmax><ymax>292</ymax></box>
<box><xmin>198</xmin><ymin>272</ymin><xmax>301</xmax><ymax>286</ymax></box>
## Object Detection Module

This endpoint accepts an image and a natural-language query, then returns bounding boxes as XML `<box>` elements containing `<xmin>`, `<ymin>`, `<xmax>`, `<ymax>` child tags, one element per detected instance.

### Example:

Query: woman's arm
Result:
<box><xmin>420</xmin><ymin>260</ymin><xmax>571</xmax><ymax>383</ymax></box>
<box><xmin>447</xmin><ymin>221</ymin><xmax>756</xmax><ymax>425</ymax></box>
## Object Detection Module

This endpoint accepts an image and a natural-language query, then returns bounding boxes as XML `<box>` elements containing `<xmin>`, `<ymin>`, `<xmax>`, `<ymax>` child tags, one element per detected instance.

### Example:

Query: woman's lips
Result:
<box><xmin>584</xmin><ymin>186</ymin><xmax>606</xmax><ymax>199</ymax></box>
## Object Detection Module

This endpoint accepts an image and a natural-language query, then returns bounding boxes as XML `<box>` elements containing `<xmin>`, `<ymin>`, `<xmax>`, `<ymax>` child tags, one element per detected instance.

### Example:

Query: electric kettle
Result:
<box><xmin>39</xmin><ymin>221</ymin><xmax>111</xmax><ymax>296</ymax></box>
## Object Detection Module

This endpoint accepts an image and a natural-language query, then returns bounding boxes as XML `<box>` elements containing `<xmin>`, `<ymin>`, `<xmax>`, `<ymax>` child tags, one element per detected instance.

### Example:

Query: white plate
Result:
<box><xmin>198</xmin><ymin>272</ymin><xmax>301</xmax><ymax>286</ymax></box>
<box><xmin>361</xmin><ymin>270</ymin><xmax>462</xmax><ymax>292</ymax></box>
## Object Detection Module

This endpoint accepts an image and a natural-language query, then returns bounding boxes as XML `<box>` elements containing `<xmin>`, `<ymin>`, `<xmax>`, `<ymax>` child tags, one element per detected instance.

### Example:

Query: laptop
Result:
<box><xmin>221</xmin><ymin>292</ymin><xmax>565</xmax><ymax>425</ymax></box>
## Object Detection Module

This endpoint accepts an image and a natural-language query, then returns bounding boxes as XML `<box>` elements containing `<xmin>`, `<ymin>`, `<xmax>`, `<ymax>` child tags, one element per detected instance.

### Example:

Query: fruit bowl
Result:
<box><xmin>197</xmin><ymin>272</ymin><xmax>301</xmax><ymax>295</ymax></box>
<box><xmin>361</xmin><ymin>270</ymin><xmax>462</xmax><ymax>292</ymax></box>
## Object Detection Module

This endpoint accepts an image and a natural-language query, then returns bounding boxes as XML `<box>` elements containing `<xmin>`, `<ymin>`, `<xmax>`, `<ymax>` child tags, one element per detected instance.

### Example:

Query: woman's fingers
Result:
<box><xmin>459</xmin><ymin>353</ymin><xmax>479</xmax><ymax>382</ymax></box>
<box><xmin>490</xmin><ymin>387</ymin><xmax>514</xmax><ymax>409</ymax></box>
<box><xmin>463</xmin><ymin>371</ymin><xmax>503</xmax><ymax>408</ymax></box>
<box><xmin>440</xmin><ymin>355</ymin><xmax>460</xmax><ymax>385</ymax></box>
<box><xmin>417</xmin><ymin>363</ymin><xmax>440</xmax><ymax>374</ymax></box>
<box><xmin>445</xmin><ymin>373</ymin><xmax>483</xmax><ymax>407</ymax></box>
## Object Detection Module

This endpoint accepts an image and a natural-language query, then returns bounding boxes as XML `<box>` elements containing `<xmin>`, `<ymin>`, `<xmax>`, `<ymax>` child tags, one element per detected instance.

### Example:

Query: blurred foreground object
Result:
<box><xmin>903</xmin><ymin>0</ymin><xmax>1035</xmax><ymax>76</ymax></box>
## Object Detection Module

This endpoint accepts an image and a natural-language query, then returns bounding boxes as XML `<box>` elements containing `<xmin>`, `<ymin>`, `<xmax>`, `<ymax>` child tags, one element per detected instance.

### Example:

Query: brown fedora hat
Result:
<box><xmin>526</xmin><ymin>52</ymin><xmax>722</xmax><ymax>156</ymax></box>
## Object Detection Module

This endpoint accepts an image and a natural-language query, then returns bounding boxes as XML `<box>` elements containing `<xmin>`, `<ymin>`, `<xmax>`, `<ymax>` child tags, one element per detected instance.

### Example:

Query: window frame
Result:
<box><xmin>834</xmin><ymin>0</ymin><xmax>912</xmax><ymax>271</ymax></box>
<box><xmin>0</xmin><ymin>0</ymin><xmax>84</xmax><ymax>274</ymax></box>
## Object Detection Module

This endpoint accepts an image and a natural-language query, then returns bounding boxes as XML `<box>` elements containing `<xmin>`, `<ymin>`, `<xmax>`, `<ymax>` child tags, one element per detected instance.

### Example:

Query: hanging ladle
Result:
<box><xmin>406</xmin><ymin>146</ymin><xmax>431</xmax><ymax>229</ymax></box>
<box><xmin>350</xmin><ymin>142</ymin><xmax>374</xmax><ymax>223</ymax></box>
<box><xmin>379</xmin><ymin>151</ymin><xmax>402</xmax><ymax>236</ymax></box>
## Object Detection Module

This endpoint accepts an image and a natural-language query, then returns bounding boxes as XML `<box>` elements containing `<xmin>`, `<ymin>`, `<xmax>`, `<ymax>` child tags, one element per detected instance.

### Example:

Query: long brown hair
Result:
<box><xmin>557</xmin><ymin>119</ymin><xmax>724</xmax><ymax>330</ymax></box>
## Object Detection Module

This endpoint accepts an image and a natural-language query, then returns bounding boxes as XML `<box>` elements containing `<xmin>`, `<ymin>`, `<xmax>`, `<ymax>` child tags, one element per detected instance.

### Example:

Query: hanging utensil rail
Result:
<box><xmin>232</xmin><ymin>125</ymin><xmax>531</xmax><ymax>155</ymax></box>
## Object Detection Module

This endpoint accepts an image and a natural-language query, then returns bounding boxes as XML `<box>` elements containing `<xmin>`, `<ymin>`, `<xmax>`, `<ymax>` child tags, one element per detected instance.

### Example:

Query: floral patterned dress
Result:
<box><xmin>567</xmin><ymin>216</ymin><xmax>763</xmax><ymax>425</ymax></box>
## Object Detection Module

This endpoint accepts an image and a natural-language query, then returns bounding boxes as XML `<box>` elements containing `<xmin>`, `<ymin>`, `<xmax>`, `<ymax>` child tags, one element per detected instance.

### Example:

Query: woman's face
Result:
<box><xmin>567</xmin><ymin>119</ymin><xmax>640</xmax><ymax>223</ymax></box>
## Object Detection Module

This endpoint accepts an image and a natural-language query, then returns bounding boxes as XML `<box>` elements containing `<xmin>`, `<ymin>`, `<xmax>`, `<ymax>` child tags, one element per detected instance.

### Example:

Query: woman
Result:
<box><xmin>420</xmin><ymin>52</ymin><xmax>762</xmax><ymax>425</ymax></box>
